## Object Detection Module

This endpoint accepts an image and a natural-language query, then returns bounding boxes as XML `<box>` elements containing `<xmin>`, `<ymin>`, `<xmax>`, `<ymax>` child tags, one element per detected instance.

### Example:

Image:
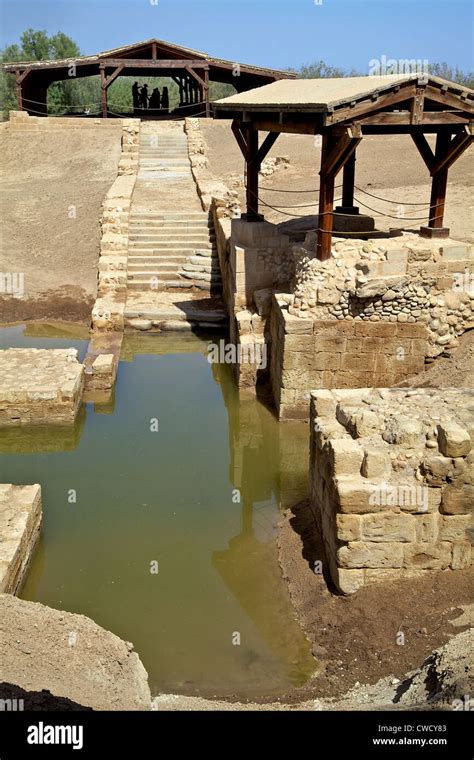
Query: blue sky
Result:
<box><xmin>0</xmin><ymin>0</ymin><xmax>473</xmax><ymax>73</ymax></box>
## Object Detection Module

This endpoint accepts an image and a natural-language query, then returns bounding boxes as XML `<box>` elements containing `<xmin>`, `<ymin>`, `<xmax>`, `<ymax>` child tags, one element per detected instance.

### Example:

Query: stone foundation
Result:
<box><xmin>0</xmin><ymin>484</ymin><xmax>42</xmax><ymax>594</ymax></box>
<box><xmin>0</xmin><ymin>349</ymin><xmax>84</xmax><ymax>426</ymax></box>
<box><xmin>309</xmin><ymin>388</ymin><xmax>473</xmax><ymax>594</ymax></box>
<box><xmin>271</xmin><ymin>298</ymin><xmax>427</xmax><ymax>419</ymax></box>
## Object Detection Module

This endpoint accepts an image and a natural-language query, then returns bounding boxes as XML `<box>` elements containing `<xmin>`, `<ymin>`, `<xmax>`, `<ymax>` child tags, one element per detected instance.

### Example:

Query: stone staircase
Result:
<box><xmin>126</xmin><ymin>129</ymin><xmax>222</xmax><ymax>294</ymax></box>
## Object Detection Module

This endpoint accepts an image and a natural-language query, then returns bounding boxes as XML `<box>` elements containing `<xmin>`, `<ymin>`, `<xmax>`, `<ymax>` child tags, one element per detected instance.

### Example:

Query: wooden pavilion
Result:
<box><xmin>3</xmin><ymin>38</ymin><xmax>294</xmax><ymax>120</ymax></box>
<box><xmin>213</xmin><ymin>74</ymin><xmax>473</xmax><ymax>259</ymax></box>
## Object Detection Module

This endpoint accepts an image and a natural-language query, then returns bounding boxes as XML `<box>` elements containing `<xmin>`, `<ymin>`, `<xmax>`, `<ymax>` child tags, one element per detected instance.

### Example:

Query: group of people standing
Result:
<box><xmin>132</xmin><ymin>82</ymin><xmax>169</xmax><ymax>113</ymax></box>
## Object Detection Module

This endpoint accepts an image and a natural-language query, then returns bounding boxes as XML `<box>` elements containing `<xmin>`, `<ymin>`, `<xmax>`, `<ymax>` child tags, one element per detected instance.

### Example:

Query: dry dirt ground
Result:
<box><xmin>0</xmin><ymin>126</ymin><xmax>123</xmax><ymax>323</ymax></box>
<box><xmin>276</xmin><ymin>500</ymin><xmax>473</xmax><ymax>702</ymax></box>
<box><xmin>201</xmin><ymin>120</ymin><xmax>474</xmax><ymax>241</ymax></box>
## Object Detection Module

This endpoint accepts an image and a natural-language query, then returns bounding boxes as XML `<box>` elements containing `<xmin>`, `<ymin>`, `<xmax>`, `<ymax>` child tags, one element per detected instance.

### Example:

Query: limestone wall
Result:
<box><xmin>92</xmin><ymin>120</ymin><xmax>140</xmax><ymax>332</ymax></box>
<box><xmin>309</xmin><ymin>388</ymin><xmax>473</xmax><ymax>594</ymax></box>
<box><xmin>0</xmin><ymin>485</ymin><xmax>42</xmax><ymax>594</ymax></box>
<box><xmin>290</xmin><ymin>232</ymin><xmax>473</xmax><ymax>358</ymax></box>
<box><xmin>0</xmin><ymin>348</ymin><xmax>84</xmax><ymax>426</ymax></box>
<box><xmin>271</xmin><ymin>298</ymin><xmax>427</xmax><ymax>419</ymax></box>
<box><xmin>8</xmin><ymin>111</ymin><xmax>124</xmax><ymax>130</ymax></box>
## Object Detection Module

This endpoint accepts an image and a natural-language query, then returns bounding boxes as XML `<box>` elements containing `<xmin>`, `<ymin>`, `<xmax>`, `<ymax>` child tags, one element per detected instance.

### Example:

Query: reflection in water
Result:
<box><xmin>0</xmin><ymin>326</ymin><xmax>315</xmax><ymax>697</ymax></box>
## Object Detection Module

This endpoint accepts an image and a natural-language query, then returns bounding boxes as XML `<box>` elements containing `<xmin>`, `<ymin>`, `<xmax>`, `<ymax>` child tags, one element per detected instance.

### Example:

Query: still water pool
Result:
<box><xmin>0</xmin><ymin>323</ymin><xmax>315</xmax><ymax>697</ymax></box>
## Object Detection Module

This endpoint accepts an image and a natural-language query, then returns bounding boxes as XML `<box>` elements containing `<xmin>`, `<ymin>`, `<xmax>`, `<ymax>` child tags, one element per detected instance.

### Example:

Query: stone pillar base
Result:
<box><xmin>420</xmin><ymin>226</ymin><xmax>450</xmax><ymax>239</ymax></box>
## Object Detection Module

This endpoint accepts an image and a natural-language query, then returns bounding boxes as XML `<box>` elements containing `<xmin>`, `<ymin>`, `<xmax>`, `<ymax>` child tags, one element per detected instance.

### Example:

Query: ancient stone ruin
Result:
<box><xmin>309</xmin><ymin>388</ymin><xmax>473</xmax><ymax>594</ymax></box>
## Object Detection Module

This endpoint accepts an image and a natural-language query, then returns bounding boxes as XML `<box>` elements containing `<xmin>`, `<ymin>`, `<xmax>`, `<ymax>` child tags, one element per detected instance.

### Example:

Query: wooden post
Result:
<box><xmin>245</xmin><ymin>127</ymin><xmax>260</xmax><ymax>221</ymax></box>
<box><xmin>419</xmin><ymin>130</ymin><xmax>452</xmax><ymax>237</ymax></box>
<box><xmin>428</xmin><ymin>131</ymin><xmax>451</xmax><ymax>229</ymax></box>
<box><xmin>15</xmin><ymin>70</ymin><xmax>23</xmax><ymax>110</ymax></box>
<box><xmin>336</xmin><ymin>150</ymin><xmax>359</xmax><ymax>214</ymax></box>
<box><xmin>204</xmin><ymin>68</ymin><xmax>210</xmax><ymax>117</ymax></box>
<box><xmin>100</xmin><ymin>67</ymin><xmax>107</xmax><ymax>118</ymax></box>
<box><xmin>317</xmin><ymin>133</ymin><xmax>336</xmax><ymax>261</ymax></box>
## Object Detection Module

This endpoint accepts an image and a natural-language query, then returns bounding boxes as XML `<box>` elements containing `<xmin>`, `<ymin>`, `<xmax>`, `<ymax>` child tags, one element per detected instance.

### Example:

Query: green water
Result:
<box><xmin>0</xmin><ymin>323</ymin><xmax>315</xmax><ymax>698</ymax></box>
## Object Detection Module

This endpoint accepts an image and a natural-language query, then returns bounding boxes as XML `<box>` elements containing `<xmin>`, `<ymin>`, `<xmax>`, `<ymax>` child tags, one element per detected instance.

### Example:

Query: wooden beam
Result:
<box><xmin>317</xmin><ymin>132</ymin><xmax>337</xmax><ymax>261</ymax></box>
<box><xmin>204</xmin><ymin>68</ymin><xmax>210</xmax><ymax>117</ymax></box>
<box><xmin>341</xmin><ymin>150</ymin><xmax>356</xmax><ymax>209</ymax></box>
<box><xmin>410</xmin><ymin>86</ymin><xmax>425</xmax><ymax>125</ymax></box>
<box><xmin>428</xmin><ymin>131</ymin><xmax>451</xmax><ymax>228</ymax></box>
<box><xmin>321</xmin><ymin>127</ymin><xmax>361</xmax><ymax>176</ymax></box>
<box><xmin>100</xmin><ymin>68</ymin><xmax>107</xmax><ymax>118</ymax></box>
<box><xmin>359</xmin><ymin>111</ymin><xmax>470</xmax><ymax>127</ymax></box>
<box><xmin>326</xmin><ymin>84</ymin><xmax>417</xmax><ymax>125</ymax></box>
<box><xmin>185</xmin><ymin>66</ymin><xmax>207</xmax><ymax>90</ymax></box>
<box><xmin>104</xmin><ymin>64</ymin><xmax>124</xmax><ymax>88</ymax></box>
<box><xmin>411</xmin><ymin>132</ymin><xmax>435</xmax><ymax>171</ymax></box>
<box><xmin>424</xmin><ymin>84</ymin><xmax>474</xmax><ymax>114</ymax></box>
<box><xmin>231</xmin><ymin>120</ymin><xmax>248</xmax><ymax>158</ymax></box>
<box><xmin>245</xmin><ymin>126</ymin><xmax>260</xmax><ymax>220</ymax></box>
<box><xmin>252</xmin><ymin>120</ymin><xmax>318</xmax><ymax>135</ymax></box>
<box><xmin>430</xmin><ymin>127</ymin><xmax>473</xmax><ymax>175</ymax></box>
<box><xmin>151</xmin><ymin>42</ymin><xmax>157</xmax><ymax>60</ymax></box>
<box><xmin>255</xmin><ymin>131</ymin><xmax>279</xmax><ymax>168</ymax></box>
<box><xmin>15</xmin><ymin>70</ymin><xmax>23</xmax><ymax>110</ymax></box>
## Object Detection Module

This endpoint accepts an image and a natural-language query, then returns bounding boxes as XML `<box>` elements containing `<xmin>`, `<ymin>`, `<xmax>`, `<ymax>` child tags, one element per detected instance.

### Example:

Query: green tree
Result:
<box><xmin>0</xmin><ymin>28</ymin><xmax>100</xmax><ymax>117</ymax></box>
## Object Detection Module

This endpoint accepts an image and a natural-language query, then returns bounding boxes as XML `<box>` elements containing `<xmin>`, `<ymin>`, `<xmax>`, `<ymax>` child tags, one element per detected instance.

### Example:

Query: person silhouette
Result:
<box><xmin>149</xmin><ymin>88</ymin><xmax>161</xmax><ymax>111</ymax></box>
<box><xmin>132</xmin><ymin>82</ymin><xmax>140</xmax><ymax>113</ymax></box>
<box><xmin>140</xmin><ymin>84</ymin><xmax>149</xmax><ymax>110</ymax></box>
<box><xmin>161</xmin><ymin>86</ymin><xmax>169</xmax><ymax>113</ymax></box>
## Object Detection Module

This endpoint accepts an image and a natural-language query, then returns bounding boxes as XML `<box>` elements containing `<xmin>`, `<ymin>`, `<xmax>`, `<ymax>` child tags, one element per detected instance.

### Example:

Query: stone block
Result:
<box><xmin>334</xmin><ymin>568</ymin><xmax>365</xmax><ymax>595</ymax></box>
<box><xmin>310</xmin><ymin>390</ymin><xmax>337</xmax><ymax>418</ymax></box>
<box><xmin>415</xmin><ymin>514</ymin><xmax>439</xmax><ymax>543</ymax></box>
<box><xmin>92</xmin><ymin>354</ymin><xmax>114</xmax><ymax>375</ymax></box>
<box><xmin>341</xmin><ymin>353</ymin><xmax>376</xmax><ymax>371</ymax></box>
<box><xmin>383</xmin><ymin>415</ymin><xmax>423</xmax><ymax>446</ymax></box>
<box><xmin>451</xmin><ymin>541</ymin><xmax>472</xmax><ymax>569</ymax></box>
<box><xmin>361</xmin><ymin>512</ymin><xmax>416</xmax><ymax>543</ymax></box>
<box><xmin>285</xmin><ymin>334</ymin><xmax>314</xmax><ymax>352</ymax></box>
<box><xmin>281</xmin><ymin>309</ymin><xmax>314</xmax><ymax>334</ymax></box>
<box><xmin>336</xmin><ymin>514</ymin><xmax>362</xmax><ymax>542</ymax></box>
<box><xmin>314</xmin><ymin>352</ymin><xmax>341</xmax><ymax>371</ymax></box>
<box><xmin>337</xmin><ymin>480</ymin><xmax>388</xmax><ymax>513</ymax></box>
<box><xmin>361</xmin><ymin>448</ymin><xmax>391</xmax><ymax>478</ymax></box>
<box><xmin>441</xmin><ymin>483</ymin><xmax>473</xmax><ymax>515</ymax></box>
<box><xmin>437</xmin><ymin>422</ymin><xmax>471</xmax><ymax>458</ymax></box>
<box><xmin>439</xmin><ymin>515</ymin><xmax>471</xmax><ymax>542</ymax></box>
<box><xmin>403</xmin><ymin>542</ymin><xmax>452</xmax><ymax>570</ymax></box>
<box><xmin>338</xmin><ymin>541</ymin><xmax>404</xmax><ymax>568</ymax></box>
<box><xmin>327</xmin><ymin>438</ymin><xmax>364</xmax><ymax>476</ymax></box>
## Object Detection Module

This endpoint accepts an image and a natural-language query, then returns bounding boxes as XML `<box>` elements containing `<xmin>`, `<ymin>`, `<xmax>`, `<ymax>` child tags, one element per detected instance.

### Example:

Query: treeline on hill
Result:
<box><xmin>1</xmin><ymin>29</ymin><xmax>473</xmax><ymax>119</ymax></box>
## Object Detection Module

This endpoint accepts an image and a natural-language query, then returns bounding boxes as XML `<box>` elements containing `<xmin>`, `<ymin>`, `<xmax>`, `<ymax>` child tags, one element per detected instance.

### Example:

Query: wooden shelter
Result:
<box><xmin>3</xmin><ymin>38</ymin><xmax>294</xmax><ymax>120</ymax></box>
<box><xmin>213</xmin><ymin>74</ymin><xmax>473</xmax><ymax>259</ymax></box>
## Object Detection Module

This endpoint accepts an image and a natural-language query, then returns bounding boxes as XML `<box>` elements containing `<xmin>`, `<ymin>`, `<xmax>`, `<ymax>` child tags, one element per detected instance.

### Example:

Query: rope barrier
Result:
<box><xmin>354</xmin><ymin>185</ymin><xmax>431</xmax><ymax>206</ymax></box>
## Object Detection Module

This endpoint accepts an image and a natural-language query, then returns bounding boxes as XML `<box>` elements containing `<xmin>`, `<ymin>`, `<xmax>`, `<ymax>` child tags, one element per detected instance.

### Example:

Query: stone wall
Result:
<box><xmin>0</xmin><ymin>348</ymin><xmax>84</xmax><ymax>426</ymax></box>
<box><xmin>0</xmin><ymin>484</ymin><xmax>42</xmax><ymax>594</ymax></box>
<box><xmin>290</xmin><ymin>232</ymin><xmax>473</xmax><ymax>358</ymax></box>
<box><xmin>8</xmin><ymin>111</ymin><xmax>124</xmax><ymax>131</ymax></box>
<box><xmin>91</xmin><ymin>120</ymin><xmax>140</xmax><ymax>332</ymax></box>
<box><xmin>271</xmin><ymin>298</ymin><xmax>427</xmax><ymax>419</ymax></box>
<box><xmin>309</xmin><ymin>388</ymin><xmax>473</xmax><ymax>594</ymax></box>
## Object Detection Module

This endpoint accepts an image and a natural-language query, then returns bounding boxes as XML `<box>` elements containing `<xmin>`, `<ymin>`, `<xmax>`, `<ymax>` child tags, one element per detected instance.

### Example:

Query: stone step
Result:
<box><xmin>128</xmin><ymin>270</ymin><xmax>179</xmax><ymax>279</ymax></box>
<box><xmin>129</xmin><ymin>224</ymin><xmax>213</xmax><ymax>232</ymax></box>
<box><xmin>128</xmin><ymin>243</ymin><xmax>213</xmax><ymax>251</ymax></box>
<box><xmin>127</xmin><ymin>280</ymin><xmax>196</xmax><ymax>291</ymax></box>
<box><xmin>128</xmin><ymin>254</ymin><xmax>189</xmax><ymax>263</ymax></box>
<box><xmin>130</xmin><ymin>211</ymin><xmax>209</xmax><ymax>219</ymax></box>
<box><xmin>124</xmin><ymin>306</ymin><xmax>227</xmax><ymax>322</ymax></box>
<box><xmin>129</xmin><ymin>234</ymin><xmax>212</xmax><ymax>243</ymax></box>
